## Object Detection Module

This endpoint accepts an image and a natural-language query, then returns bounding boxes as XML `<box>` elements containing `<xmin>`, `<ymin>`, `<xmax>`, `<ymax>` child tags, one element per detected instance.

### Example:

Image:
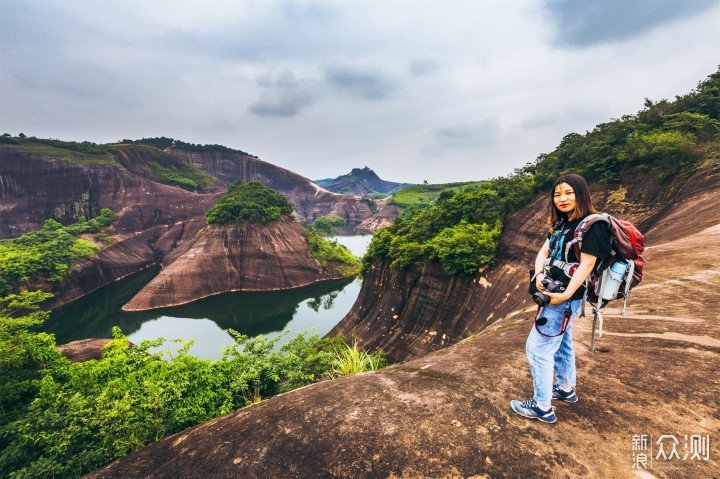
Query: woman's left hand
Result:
<box><xmin>544</xmin><ymin>291</ymin><xmax>571</xmax><ymax>305</ymax></box>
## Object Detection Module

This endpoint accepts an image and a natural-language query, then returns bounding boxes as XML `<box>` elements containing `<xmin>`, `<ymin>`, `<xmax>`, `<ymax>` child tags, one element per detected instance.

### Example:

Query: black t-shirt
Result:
<box><xmin>545</xmin><ymin>215</ymin><xmax>611</xmax><ymax>300</ymax></box>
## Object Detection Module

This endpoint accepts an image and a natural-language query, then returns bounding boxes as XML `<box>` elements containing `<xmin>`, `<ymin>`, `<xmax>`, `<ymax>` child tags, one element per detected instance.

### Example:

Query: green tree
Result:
<box><xmin>206</xmin><ymin>181</ymin><xmax>294</xmax><ymax>225</ymax></box>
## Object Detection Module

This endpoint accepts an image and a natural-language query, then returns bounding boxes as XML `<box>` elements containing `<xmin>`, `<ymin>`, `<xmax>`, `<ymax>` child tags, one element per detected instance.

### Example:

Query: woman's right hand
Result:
<box><xmin>535</xmin><ymin>272</ymin><xmax>546</xmax><ymax>291</ymax></box>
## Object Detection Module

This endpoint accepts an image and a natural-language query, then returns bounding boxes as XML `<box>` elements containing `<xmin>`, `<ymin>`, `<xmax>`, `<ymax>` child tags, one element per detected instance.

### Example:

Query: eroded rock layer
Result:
<box><xmin>332</xmin><ymin>167</ymin><xmax>720</xmax><ymax>362</ymax></box>
<box><xmin>0</xmin><ymin>145</ymin><xmax>373</xmax><ymax>308</ymax></box>
<box><xmin>163</xmin><ymin>147</ymin><xmax>375</xmax><ymax>224</ymax></box>
<box><xmin>85</xmin><ymin>198</ymin><xmax>720</xmax><ymax>479</ymax></box>
<box><xmin>122</xmin><ymin>218</ymin><xmax>348</xmax><ymax>311</ymax></box>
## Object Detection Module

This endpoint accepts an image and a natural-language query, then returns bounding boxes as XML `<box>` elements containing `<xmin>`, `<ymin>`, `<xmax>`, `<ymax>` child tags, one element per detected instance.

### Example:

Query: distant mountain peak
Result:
<box><xmin>316</xmin><ymin>167</ymin><xmax>411</xmax><ymax>197</ymax></box>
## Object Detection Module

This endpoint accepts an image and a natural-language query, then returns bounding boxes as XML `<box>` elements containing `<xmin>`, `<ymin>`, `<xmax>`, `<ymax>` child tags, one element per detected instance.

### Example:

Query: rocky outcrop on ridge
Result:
<box><xmin>122</xmin><ymin>217</ymin><xmax>351</xmax><ymax>311</ymax></box>
<box><xmin>356</xmin><ymin>197</ymin><xmax>399</xmax><ymax>233</ymax></box>
<box><xmin>332</xmin><ymin>167</ymin><xmax>720</xmax><ymax>363</ymax></box>
<box><xmin>316</xmin><ymin>166</ymin><xmax>411</xmax><ymax>197</ymax></box>
<box><xmin>163</xmin><ymin>147</ymin><xmax>374</xmax><ymax>224</ymax></box>
<box><xmin>84</xmin><ymin>190</ymin><xmax>720</xmax><ymax>478</ymax></box>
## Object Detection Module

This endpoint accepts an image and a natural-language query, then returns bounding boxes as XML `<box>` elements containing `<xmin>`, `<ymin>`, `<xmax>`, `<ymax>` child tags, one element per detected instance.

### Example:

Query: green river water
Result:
<box><xmin>44</xmin><ymin>235</ymin><xmax>371</xmax><ymax>360</ymax></box>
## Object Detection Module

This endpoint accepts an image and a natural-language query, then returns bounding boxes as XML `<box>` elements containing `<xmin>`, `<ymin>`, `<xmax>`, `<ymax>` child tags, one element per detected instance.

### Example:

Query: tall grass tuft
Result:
<box><xmin>329</xmin><ymin>340</ymin><xmax>386</xmax><ymax>378</ymax></box>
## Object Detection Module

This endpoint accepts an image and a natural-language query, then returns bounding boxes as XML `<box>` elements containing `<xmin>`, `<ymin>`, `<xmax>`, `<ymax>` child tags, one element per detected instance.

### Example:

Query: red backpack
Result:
<box><xmin>569</xmin><ymin>212</ymin><xmax>645</xmax><ymax>305</ymax></box>
<box><xmin>568</xmin><ymin>213</ymin><xmax>646</xmax><ymax>349</ymax></box>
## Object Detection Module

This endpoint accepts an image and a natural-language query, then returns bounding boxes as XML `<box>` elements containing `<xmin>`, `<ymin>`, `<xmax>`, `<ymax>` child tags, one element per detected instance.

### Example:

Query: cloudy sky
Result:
<box><xmin>1</xmin><ymin>0</ymin><xmax>718</xmax><ymax>184</ymax></box>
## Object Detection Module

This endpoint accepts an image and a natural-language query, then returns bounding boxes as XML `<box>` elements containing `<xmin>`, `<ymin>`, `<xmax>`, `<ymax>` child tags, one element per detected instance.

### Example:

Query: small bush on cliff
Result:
<box><xmin>148</xmin><ymin>161</ymin><xmax>213</xmax><ymax>192</ymax></box>
<box><xmin>305</xmin><ymin>228</ymin><xmax>361</xmax><ymax>276</ymax></box>
<box><xmin>0</xmin><ymin>209</ymin><xmax>117</xmax><ymax>295</ymax></box>
<box><xmin>206</xmin><ymin>181</ymin><xmax>295</xmax><ymax>225</ymax></box>
<box><xmin>328</xmin><ymin>340</ymin><xmax>386</xmax><ymax>378</ymax></box>
<box><xmin>312</xmin><ymin>215</ymin><xmax>347</xmax><ymax>236</ymax></box>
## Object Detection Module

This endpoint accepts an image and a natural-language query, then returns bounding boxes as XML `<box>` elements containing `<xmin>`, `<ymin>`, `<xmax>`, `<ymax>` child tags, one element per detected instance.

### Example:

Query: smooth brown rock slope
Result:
<box><xmin>84</xmin><ymin>176</ymin><xmax>720</xmax><ymax>478</ymax></box>
<box><xmin>122</xmin><ymin>217</ymin><xmax>352</xmax><ymax>311</ymax></box>
<box><xmin>332</xmin><ymin>167</ymin><xmax>720</xmax><ymax>363</ymax></box>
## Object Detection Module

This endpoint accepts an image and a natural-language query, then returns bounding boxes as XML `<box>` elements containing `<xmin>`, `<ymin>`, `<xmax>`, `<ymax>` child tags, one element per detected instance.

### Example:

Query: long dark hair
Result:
<box><xmin>548</xmin><ymin>173</ymin><xmax>597</xmax><ymax>227</ymax></box>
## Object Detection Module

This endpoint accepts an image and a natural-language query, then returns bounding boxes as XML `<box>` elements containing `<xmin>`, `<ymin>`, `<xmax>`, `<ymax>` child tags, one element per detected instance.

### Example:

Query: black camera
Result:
<box><xmin>532</xmin><ymin>277</ymin><xmax>566</xmax><ymax>306</ymax></box>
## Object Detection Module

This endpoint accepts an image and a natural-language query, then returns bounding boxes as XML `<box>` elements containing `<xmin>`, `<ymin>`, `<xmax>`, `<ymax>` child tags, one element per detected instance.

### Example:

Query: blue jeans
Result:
<box><xmin>525</xmin><ymin>300</ymin><xmax>583</xmax><ymax>407</ymax></box>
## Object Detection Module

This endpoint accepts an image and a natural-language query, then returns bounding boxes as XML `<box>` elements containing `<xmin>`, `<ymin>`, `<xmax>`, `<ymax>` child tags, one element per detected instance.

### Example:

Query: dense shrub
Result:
<box><xmin>148</xmin><ymin>161</ymin><xmax>212</xmax><ymax>192</ymax></box>
<box><xmin>305</xmin><ymin>228</ymin><xmax>361</xmax><ymax>276</ymax></box>
<box><xmin>206</xmin><ymin>181</ymin><xmax>294</xmax><ymax>225</ymax></box>
<box><xmin>0</xmin><ymin>210</ymin><xmax>117</xmax><ymax>295</ymax></box>
<box><xmin>365</xmin><ymin>68</ymin><xmax>720</xmax><ymax>275</ymax></box>
<box><xmin>429</xmin><ymin>221</ymin><xmax>502</xmax><ymax>275</ymax></box>
<box><xmin>0</xmin><ymin>292</ymin><xmax>383</xmax><ymax>478</ymax></box>
<box><xmin>363</xmin><ymin>175</ymin><xmax>533</xmax><ymax>275</ymax></box>
<box><xmin>312</xmin><ymin>215</ymin><xmax>347</xmax><ymax>236</ymax></box>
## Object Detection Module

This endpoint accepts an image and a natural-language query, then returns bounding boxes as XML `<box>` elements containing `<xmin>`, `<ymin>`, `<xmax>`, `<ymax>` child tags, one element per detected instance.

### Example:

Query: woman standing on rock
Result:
<box><xmin>511</xmin><ymin>173</ymin><xmax>610</xmax><ymax>423</ymax></box>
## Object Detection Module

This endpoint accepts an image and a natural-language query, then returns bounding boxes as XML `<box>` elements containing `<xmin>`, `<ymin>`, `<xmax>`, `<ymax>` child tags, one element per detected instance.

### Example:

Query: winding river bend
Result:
<box><xmin>44</xmin><ymin>235</ymin><xmax>372</xmax><ymax>360</ymax></box>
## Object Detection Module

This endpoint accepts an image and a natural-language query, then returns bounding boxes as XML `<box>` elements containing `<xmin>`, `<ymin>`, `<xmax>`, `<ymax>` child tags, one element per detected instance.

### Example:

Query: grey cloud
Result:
<box><xmin>409</xmin><ymin>58</ymin><xmax>439</xmax><ymax>77</ymax></box>
<box><xmin>281</xmin><ymin>1</ymin><xmax>340</xmax><ymax>23</ymax></box>
<box><xmin>324</xmin><ymin>65</ymin><xmax>397</xmax><ymax>101</ymax></box>
<box><xmin>249</xmin><ymin>70</ymin><xmax>315</xmax><ymax>118</ymax></box>
<box><xmin>544</xmin><ymin>0</ymin><xmax>718</xmax><ymax>48</ymax></box>
<box><xmin>435</xmin><ymin>120</ymin><xmax>500</xmax><ymax>148</ymax></box>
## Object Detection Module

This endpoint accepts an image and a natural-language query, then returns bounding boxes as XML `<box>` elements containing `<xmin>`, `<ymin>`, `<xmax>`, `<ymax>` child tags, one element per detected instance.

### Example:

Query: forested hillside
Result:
<box><xmin>363</xmin><ymin>68</ymin><xmax>720</xmax><ymax>276</ymax></box>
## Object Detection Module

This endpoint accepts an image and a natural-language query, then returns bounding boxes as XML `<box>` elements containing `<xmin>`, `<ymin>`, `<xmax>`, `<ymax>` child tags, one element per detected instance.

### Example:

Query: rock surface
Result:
<box><xmin>122</xmin><ymin>218</ymin><xmax>351</xmax><ymax>311</ymax></box>
<box><xmin>356</xmin><ymin>199</ymin><xmax>400</xmax><ymax>233</ymax></box>
<box><xmin>333</xmin><ymin>167</ymin><xmax>720</xmax><ymax>362</ymax></box>
<box><xmin>0</xmin><ymin>145</ymin><xmax>372</xmax><ymax>308</ymax></box>
<box><xmin>84</xmin><ymin>207</ymin><xmax>720</xmax><ymax>478</ymax></box>
<box><xmin>57</xmin><ymin>338</ymin><xmax>113</xmax><ymax>363</ymax></box>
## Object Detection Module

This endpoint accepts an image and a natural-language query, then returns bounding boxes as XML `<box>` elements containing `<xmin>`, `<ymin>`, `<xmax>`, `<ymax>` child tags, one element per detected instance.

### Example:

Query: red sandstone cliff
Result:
<box><xmin>122</xmin><ymin>218</ymin><xmax>353</xmax><ymax>311</ymax></box>
<box><xmin>331</xmin><ymin>166</ymin><xmax>720</xmax><ymax>363</ymax></box>
<box><xmin>163</xmin><ymin>147</ymin><xmax>374</xmax><ymax>224</ymax></box>
<box><xmin>0</xmin><ymin>145</ymin><xmax>374</xmax><ymax>238</ymax></box>
<box><xmin>0</xmin><ymin>144</ymin><xmax>372</xmax><ymax>308</ymax></box>
<box><xmin>83</xmin><ymin>165</ymin><xmax>720</xmax><ymax>479</ymax></box>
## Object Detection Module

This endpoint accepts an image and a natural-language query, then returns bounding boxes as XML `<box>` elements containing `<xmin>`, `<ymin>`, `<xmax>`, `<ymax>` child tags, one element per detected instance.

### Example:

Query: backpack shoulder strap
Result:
<box><xmin>568</xmin><ymin>213</ymin><xmax>610</xmax><ymax>261</ymax></box>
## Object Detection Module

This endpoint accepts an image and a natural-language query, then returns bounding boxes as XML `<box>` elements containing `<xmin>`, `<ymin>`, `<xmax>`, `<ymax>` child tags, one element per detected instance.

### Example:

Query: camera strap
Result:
<box><xmin>534</xmin><ymin>304</ymin><xmax>573</xmax><ymax>338</ymax></box>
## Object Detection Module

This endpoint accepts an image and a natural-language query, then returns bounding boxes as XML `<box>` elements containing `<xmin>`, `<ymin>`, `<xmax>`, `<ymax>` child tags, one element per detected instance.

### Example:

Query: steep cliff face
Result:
<box><xmin>355</xmin><ymin>199</ymin><xmax>399</xmax><ymax>233</ymax></box>
<box><xmin>84</xmin><ymin>193</ymin><xmax>720</xmax><ymax>478</ymax></box>
<box><xmin>122</xmin><ymin>218</ymin><xmax>351</xmax><ymax>311</ymax></box>
<box><xmin>0</xmin><ymin>144</ymin><xmax>373</xmax><ymax>309</ymax></box>
<box><xmin>0</xmin><ymin>145</ymin><xmax>374</xmax><ymax>238</ymax></box>
<box><xmin>332</xmin><ymin>166</ymin><xmax>720</xmax><ymax>363</ymax></box>
<box><xmin>0</xmin><ymin>146</ymin><xmax>219</xmax><ymax>238</ymax></box>
<box><xmin>164</xmin><ymin>148</ymin><xmax>375</xmax><ymax>224</ymax></box>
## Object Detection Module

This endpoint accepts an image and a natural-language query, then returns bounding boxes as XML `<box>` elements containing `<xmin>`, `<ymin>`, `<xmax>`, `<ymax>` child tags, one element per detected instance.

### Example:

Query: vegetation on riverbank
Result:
<box><xmin>0</xmin><ymin>291</ymin><xmax>385</xmax><ymax>479</ymax></box>
<box><xmin>205</xmin><ymin>181</ymin><xmax>295</xmax><ymax>225</ymax></box>
<box><xmin>364</xmin><ymin>68</ymin><xmax>720</xmax><ymax>276</ymax></box>
<box><xmin>306</xmin><ymin>228</ymin><xmax>361</xmax><ymax>276</ymax></box>
<box><xmin>0</xmin><ymin>209</ymin><xmax>117</xmax><ymax>295</ymax></box>
<box><xmin>312</xmin><ymin>215</ymin><xmax>347</xmax><ymax>236</ymax></box>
